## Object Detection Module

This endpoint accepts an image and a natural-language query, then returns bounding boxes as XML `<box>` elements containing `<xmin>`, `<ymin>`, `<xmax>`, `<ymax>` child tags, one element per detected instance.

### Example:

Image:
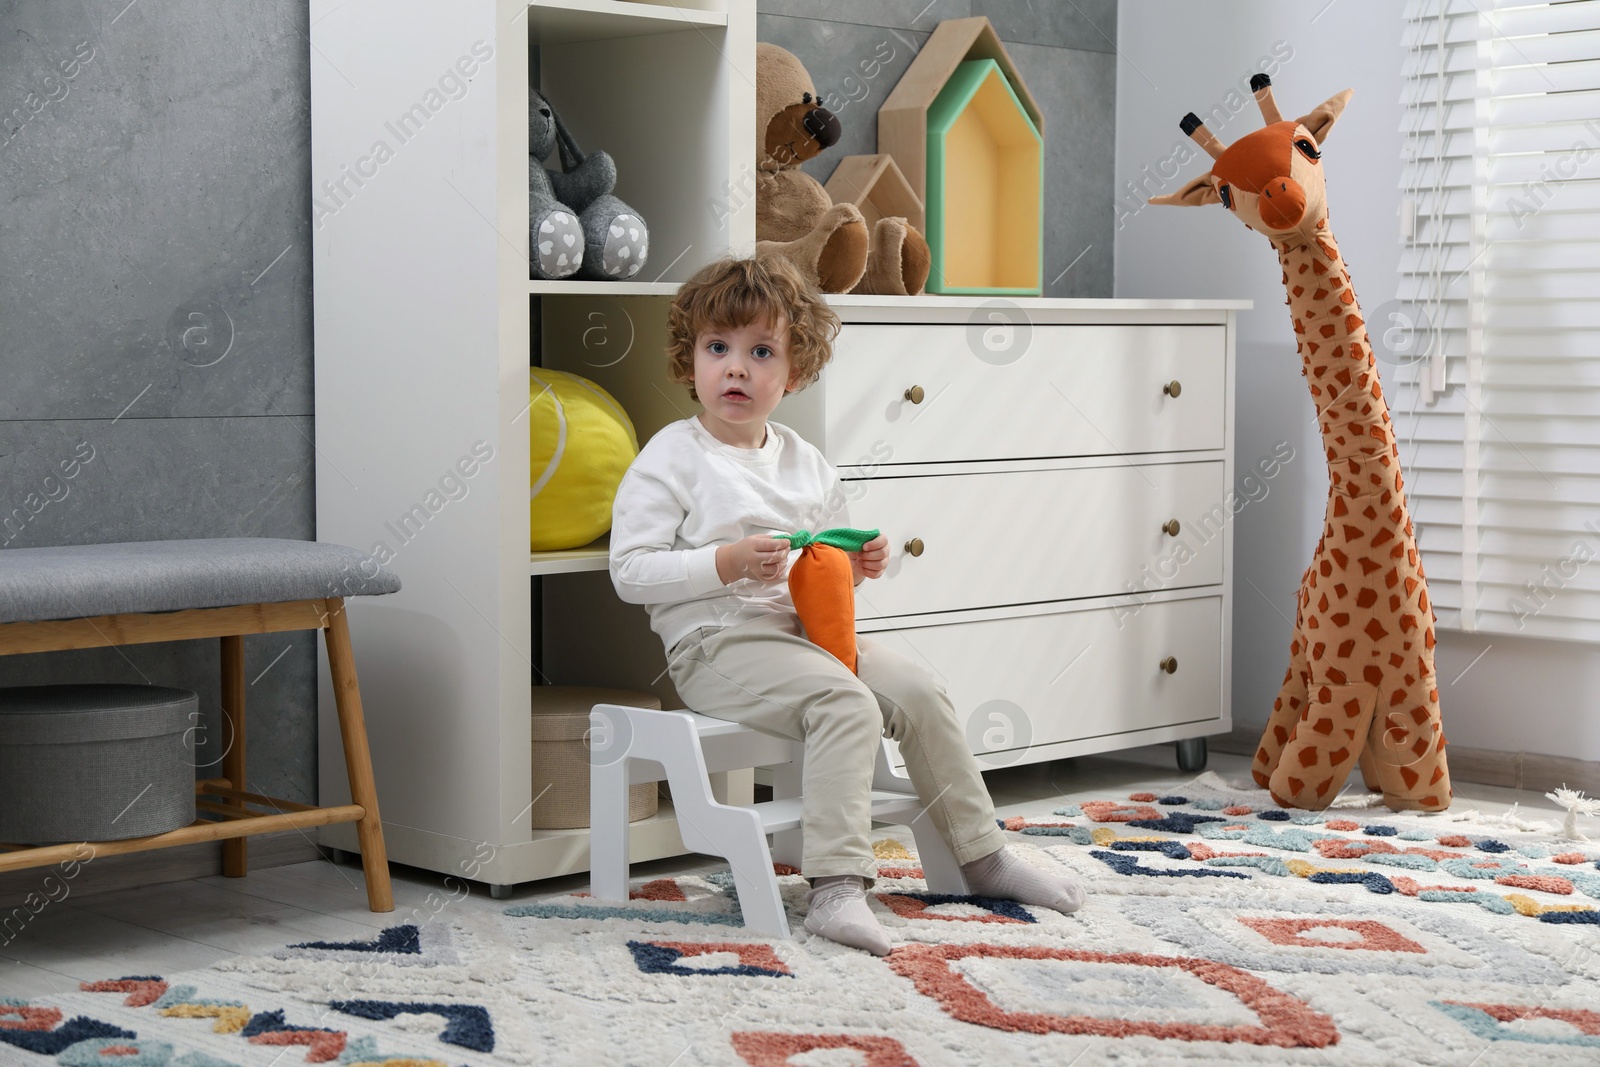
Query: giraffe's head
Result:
<box><xmin>1150</xmin><ymin>75</ymin><xmax>1352</xmax><ymax>244</ymax></box>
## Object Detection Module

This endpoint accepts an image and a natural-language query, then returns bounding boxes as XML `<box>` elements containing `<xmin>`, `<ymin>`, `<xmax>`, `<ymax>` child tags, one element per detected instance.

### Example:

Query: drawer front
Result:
<box><xmin>866</xmin><ymin>597</ymin><xmax>1223</xmax><ymax>761</ymax></box>
<box><xmin>849</xmin><ymin>462</ymin><xmax>1225</xmax><ymax>620</ymax></box>
<box><xmin>825</xmin><ymin>323</ymin><xmax>1225</xmax><ymax>465</ymax></box>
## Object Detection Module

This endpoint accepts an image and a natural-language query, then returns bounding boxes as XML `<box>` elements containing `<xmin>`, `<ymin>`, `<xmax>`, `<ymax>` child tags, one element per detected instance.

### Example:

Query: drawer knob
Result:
<box><xmin>1160</xmin><ymin>656</ymin><xmax>1179</xmax><ymax>674</ymax></box>
<box><xmin>904</xmin><ymin>537</ymin><xmax>925</xmax><ymax>557</ymax></box>
<box><xmin>904</xmin><ymin>385</ymin><xmax>925</xmax><ymax>404</ymax></box>
<box><xmin>1163</xmin><ymin>519</ymin><xmax>1181</xmax><ymax>537</ymax></box>
<box><xmin>1163</xmin><ymin>380</ymin><xmax>1182</xmax><ymax>398</ymax></box>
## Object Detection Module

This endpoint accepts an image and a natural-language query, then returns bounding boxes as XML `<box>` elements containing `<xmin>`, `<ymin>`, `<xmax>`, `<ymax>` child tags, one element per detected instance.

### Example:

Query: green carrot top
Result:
<box><xmin>772</xmin><ymin>527</ymin><xmax>880</xmax><ymax>552</ymax></box>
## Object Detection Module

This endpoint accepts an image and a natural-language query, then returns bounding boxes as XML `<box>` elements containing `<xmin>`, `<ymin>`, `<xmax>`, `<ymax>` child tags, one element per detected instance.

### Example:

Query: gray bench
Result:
<box><xmin>0</xmin><ymin>537</ymin><xmax>400</xmax><ymax>912</ymax></box>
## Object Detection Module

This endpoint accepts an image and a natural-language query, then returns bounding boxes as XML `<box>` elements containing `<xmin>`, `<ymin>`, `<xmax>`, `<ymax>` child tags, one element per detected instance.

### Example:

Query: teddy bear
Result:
<box><xmin>528</xmin><ymin>88</ymin><xmax>649</xmax><ymax>281</ymax></box>
<box><xmin>755</xmin><ymin>42</ymin><xmax>929</xmax><ymax>296</ymax></box>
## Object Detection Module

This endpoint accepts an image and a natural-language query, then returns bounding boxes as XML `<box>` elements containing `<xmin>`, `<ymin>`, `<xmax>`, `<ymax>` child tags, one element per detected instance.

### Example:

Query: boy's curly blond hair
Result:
<box><xmin>665</xmin><ymin>254</ymin><xmax>841</xmax><ymax>404</ymax></box>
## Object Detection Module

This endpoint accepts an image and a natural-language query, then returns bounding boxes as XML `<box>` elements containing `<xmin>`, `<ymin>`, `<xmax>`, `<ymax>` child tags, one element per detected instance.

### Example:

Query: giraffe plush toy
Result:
<box><xmin>1151</xmin><ymin>76</ymin><xmax>1452</xmax><ymax>812</ymax></box>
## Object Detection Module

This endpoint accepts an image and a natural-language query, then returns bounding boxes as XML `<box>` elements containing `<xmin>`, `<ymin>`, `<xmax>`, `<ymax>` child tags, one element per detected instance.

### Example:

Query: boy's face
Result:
<box><xmin>693</xmin><ymin>314</ymin><xmax>798</xmax><ymax>437</ymax></box>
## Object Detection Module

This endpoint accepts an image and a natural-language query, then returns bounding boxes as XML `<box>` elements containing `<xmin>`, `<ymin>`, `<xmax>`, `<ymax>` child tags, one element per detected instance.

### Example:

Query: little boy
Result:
<box><xmin>608</xmin><ymin>253</ymin><xmax>1084</xmax><ymax>955</ymax></box>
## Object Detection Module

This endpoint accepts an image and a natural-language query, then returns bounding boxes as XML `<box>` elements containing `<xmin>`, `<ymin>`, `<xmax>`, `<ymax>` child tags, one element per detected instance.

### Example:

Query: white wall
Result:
<box><xmin>1113</xmin><ymin>0</ymin><xmax>1600</xmax><ymax>762</ymax></box>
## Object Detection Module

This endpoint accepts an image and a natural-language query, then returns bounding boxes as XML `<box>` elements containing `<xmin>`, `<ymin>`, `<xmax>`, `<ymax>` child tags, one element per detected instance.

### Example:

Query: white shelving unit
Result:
<box><xmin>311</xmin><ymin>0</ymin><xmax>1244</xmax><ymax>895</ymax></box>
<box><xmin>310</xmin><ymin>0</ymin><xmax>756</xmax><ymax>891</ymax></box>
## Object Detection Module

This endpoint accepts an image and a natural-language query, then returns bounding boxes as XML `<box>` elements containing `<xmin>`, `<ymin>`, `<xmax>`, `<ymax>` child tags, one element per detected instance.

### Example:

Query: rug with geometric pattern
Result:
<box><xmin>4</xmin><ymin>772</ymin><xmax>1599</xmax><ymax>1065</ymax></box>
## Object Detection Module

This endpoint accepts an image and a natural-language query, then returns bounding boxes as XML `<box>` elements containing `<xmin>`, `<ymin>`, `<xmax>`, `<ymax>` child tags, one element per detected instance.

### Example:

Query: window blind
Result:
<box><xmin>1396</xmin><ymin>0</ymin><xmax>1600</xmax><ymax>641</ymax></box>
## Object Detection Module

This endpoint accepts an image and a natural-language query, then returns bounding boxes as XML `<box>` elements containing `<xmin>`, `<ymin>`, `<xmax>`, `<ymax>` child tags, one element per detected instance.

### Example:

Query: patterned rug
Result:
<box><xmin>5</xmin><ymin>772</ymin><xmax>1600</xmax><ymax>1065</ymax></box>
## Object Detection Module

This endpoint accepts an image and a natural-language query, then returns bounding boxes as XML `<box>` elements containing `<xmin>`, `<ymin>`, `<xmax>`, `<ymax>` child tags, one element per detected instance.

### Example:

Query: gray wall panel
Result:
<box><xmin>0</xmin><ymin>0</ymin><xmax>313</xmax><ymax>422</ymax></box>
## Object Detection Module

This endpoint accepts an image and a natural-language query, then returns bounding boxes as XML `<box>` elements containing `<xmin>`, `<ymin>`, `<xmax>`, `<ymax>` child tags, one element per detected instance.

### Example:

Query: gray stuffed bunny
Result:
<box><xmin>528</xmin><ymin>89</ymin><xmax>648</xmax><ymax>281</ymax></box>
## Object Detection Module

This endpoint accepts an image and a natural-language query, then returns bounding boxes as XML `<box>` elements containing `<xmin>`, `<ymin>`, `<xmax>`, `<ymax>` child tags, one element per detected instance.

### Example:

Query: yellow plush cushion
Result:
<box><xmin>529</xmin><ymin>368</ymin><xmax>639</xmax><ymax>551</ymax></box>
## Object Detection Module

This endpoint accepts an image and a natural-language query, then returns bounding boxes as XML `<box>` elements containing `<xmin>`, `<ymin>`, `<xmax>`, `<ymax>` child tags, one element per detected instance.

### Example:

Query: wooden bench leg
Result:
<box><xmin>323</xmin><ymin>598</ymin><xmax>394</xmax><ymax>912</ymax></box>
<box><xmin>221</xmin><ymin>634</ymin><xmax>248</xmax><ymax>878</ymax></box>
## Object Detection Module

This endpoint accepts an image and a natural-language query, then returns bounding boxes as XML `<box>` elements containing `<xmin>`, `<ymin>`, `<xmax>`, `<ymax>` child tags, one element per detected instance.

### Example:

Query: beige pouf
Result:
<box><xmin>530</xmin><ymin>685</ymin><xmax>660</xmax><ymax>829</ymax></box>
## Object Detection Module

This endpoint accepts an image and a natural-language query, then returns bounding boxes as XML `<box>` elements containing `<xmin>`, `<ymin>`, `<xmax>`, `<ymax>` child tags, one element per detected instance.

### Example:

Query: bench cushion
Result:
<box><xmin>0</xmin><ymin>538</ymin><xmax>400</xmax><ymax>624</ymax></box>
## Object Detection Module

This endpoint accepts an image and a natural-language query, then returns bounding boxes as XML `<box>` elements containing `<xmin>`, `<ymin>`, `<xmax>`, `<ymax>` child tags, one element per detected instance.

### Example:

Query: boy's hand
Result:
<box><xmin>717</xmin><ymin>535</ymin><xmax>790</xmax><ymax>585</ymax></box>
<box><xmin>850</xmin><ymin>534</ymin><xmax>889</xmax><ymax>585</ymax></box>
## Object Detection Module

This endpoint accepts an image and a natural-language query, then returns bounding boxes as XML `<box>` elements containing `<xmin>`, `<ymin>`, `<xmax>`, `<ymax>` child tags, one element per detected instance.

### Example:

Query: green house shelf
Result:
<box><xmin>924</xmin><ymin>58</ymin><xmax>1042</xmax><ymax>296</ymax></box>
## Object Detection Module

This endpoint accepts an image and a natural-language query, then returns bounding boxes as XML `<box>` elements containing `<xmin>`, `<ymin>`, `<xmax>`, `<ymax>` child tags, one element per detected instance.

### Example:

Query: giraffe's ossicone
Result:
<box><xmin>1150</xmin><ymin>76</ymin><xmax>1451</xmax><ymax>812</ymax></box>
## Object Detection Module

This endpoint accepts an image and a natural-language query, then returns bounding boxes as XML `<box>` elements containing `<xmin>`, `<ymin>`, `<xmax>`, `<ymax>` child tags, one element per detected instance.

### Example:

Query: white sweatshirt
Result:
<box><xmin>609</xmin><ymin>415</ymin><xmax>852</xmax><ymax>656</ymax></box>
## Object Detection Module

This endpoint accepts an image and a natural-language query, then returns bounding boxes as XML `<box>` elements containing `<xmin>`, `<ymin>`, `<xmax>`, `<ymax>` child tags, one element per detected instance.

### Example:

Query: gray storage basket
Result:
<box><xmin>0</xmin><ymin>684</ymin><xmax>198</xmax><ymax>844</ymax></box>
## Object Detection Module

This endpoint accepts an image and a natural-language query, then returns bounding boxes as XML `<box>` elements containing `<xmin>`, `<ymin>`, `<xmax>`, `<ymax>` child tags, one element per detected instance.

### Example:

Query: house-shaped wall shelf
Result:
<box><xmin>924</xmin><ymin>58</ymin><xmax>1042</xmax><ymax>295</ymax></box>
<box><xmin>822</xmin><ymin>153</ymin><xmax>924</xmax><ymax>232</ymax></box>
<box><xmin>877</xmin><ymin>16</ymin><xmax>1044</xmax><ymax>210</ymax></box>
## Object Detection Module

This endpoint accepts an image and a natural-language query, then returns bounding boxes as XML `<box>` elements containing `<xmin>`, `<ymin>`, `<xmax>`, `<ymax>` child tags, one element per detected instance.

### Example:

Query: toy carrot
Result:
<box><xmin>772</xmin><ymin>527</ymin><xmax>880</xmax><ymax>674</ymax></box>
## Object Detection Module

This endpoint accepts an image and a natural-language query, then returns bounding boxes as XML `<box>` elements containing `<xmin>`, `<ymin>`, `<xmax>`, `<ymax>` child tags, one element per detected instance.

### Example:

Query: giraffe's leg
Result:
<box><xmin>1357</xmin><ymin>747</ymin><xmax>1382</xmax><ymax>792</ymax></box>
<box><xmin>1252</xmin><ymin>567</ymin><xmax>1312</xmax><ymax>790</ymax></box>
<box><xmin>1362</xmin><ymin>672</ymin><xmax>1451</xmax><ymax>812</ymax></box>
<box><xmin>1254</xmin><ymin>645</ymin><xmax>1310</xmax><ymax>790</ymax></box>
<box><xmin>1268</xmin><ymin>681</ymin><xmax>1379</xmax><ymax>810</ymax></box>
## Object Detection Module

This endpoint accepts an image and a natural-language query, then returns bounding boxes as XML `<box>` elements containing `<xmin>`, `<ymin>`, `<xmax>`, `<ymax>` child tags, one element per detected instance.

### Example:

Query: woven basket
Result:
<box><xmin>530</xmin><ymin>685</ymin><xmax>659</xmax><ymax>829</ymax></box>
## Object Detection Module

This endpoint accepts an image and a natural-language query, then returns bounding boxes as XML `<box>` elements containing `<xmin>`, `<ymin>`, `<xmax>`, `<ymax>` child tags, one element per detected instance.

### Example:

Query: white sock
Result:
<box><xmin>803</xmin><ymin>875</ymin><xmax>891</xmax><ymax>956</ymax></box>
<box><xmin>961</xmin><ymin>845</ymin><xmax>1085</xmax><ymax>914</ymax></box>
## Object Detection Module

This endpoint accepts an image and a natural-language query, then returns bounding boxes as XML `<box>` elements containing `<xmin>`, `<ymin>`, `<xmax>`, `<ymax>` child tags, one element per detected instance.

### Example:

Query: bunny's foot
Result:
<box><xmin>532</xmin><ymin>208</ymin><xmax>584</xmax><ymax>279</ymax></box>
<box><xmin>574</xmin><ymin>199</ymin><xmax>648</xmax><ymax>281</ymax></box>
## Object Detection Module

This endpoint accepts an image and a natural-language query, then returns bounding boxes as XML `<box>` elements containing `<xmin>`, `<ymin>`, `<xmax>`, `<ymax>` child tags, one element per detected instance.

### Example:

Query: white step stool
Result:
<box><xmin>588</xmin><ymin>703</ymin><xmax>971</xmax><ymax>937</ymax></box>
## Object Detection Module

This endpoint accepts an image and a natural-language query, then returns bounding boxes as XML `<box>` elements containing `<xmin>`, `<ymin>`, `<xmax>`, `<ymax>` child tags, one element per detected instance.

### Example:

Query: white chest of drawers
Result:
<box><xmin>532</xmin><ymin>295</ymin><xmax>1245</xmax><ymax>887</ymax></box>
<box><xmin>770</xmin><ymin>297</ymin><xmax>1247</xmax><ymax>770</ymax></box>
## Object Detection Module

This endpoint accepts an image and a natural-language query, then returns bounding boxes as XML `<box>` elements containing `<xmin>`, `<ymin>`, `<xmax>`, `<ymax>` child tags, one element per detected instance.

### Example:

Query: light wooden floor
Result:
<box><xmin>0</xmin><ymin>745</ymin><xmax>1575</xmax><ymax>999</ymax></box>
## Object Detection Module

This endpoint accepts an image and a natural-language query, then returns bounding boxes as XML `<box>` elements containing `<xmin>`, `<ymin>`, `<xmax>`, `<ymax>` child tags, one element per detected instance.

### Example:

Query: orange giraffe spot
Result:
<box><xmin>1339</xmin><ymin>639</ymin><xmax>1357</xmax><ymax>657</ymax></box>
<box><xmin>1355</xmin><ymin>588</ymin><xmax>1376</xmax><ymax>608</ymax></box>
<box><xmin>1330</xmin><ymin>612</ymin><xmax>1350</xmax><ymax>627</ymax></box>
<box><xmin>1326</xmin><ymin>667</ymin><xmax>1347</xmax><ymax>683</ymax></box>
<box><xmin>1343</xmin><ymin>698</ymin><xmax>1363</xmax><ymax>717</ymax></box>
<box><xmin>1364</xmin><ymin>619</ymin><xmax>1389</xmax><ymax>641</ymax></box>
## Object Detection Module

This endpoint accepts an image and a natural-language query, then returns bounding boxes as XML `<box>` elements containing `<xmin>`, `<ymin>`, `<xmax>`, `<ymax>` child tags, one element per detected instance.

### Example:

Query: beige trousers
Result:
<box><xmin>665</xmin><ymin>612</ymin><xmax>1008</xmax><ymax>885</ymax></box>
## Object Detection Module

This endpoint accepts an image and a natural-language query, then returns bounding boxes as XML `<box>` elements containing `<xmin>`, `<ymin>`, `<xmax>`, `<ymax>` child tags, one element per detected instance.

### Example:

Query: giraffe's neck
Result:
<box><xmin>1274</xmin><ymin>221</ymin><xmax>1395</xmax><ymax>473</ymax></box>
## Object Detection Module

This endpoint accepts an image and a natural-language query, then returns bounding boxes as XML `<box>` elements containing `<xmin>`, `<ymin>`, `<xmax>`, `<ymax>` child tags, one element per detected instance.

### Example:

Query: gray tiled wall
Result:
<box><xmin>0</xmin><ymin>1</ymin><xmax>1118</xmax><ymax>809</ymax></box>
<box><xmin>760</xmin><ymin>0</ymin><xmax>1117</xmax><ymax>296</ymax></box>
<box><xmin>0</xmin><ymin>1</ymin><xmax>318</xmax><ymax>803</ymax></box>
